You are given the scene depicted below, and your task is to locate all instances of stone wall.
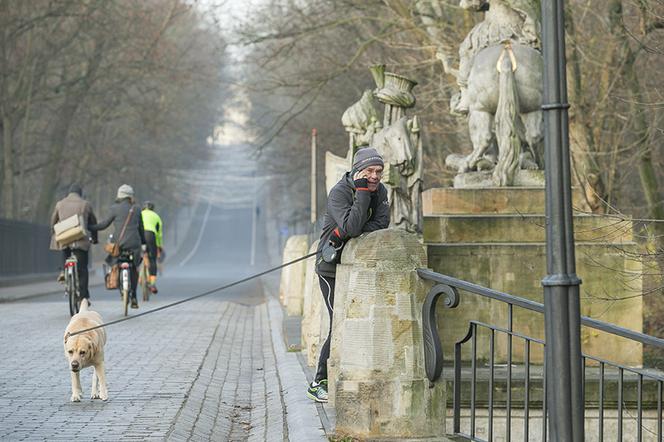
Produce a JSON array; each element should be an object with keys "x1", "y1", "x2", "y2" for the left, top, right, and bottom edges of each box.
[
  {"x1": 327, "y1": 228, "x2": 446, "y2": 439},
  {"x1": 424, "y1": 187, "x2": 643, "y2": 365}
]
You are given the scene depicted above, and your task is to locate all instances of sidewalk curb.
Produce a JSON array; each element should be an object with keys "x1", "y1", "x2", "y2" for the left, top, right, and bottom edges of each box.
[
  {"x1": 262, "y1": 279, "x2": 328, "y2": 442},
  {"x1": 0, "y1": 274, "x2": 105, "y2": 303}
]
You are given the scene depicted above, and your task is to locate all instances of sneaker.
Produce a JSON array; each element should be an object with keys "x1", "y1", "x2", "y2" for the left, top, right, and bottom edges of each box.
[
  {"x1": 306, "y1": 380, "x2": 328, "y2": 403},
  {"x1": 57, "y1": 272, "x2": 65, "y2": 284},
  {"x1": 130, "y1": 297, "x2": 139, "y2": 309}
]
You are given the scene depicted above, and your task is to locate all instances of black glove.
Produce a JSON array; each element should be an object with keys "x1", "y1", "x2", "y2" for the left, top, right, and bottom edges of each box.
[
  {"x1": 354, "y1": 177, "x2": 369, "y2": 189},
  {"x1": 329, "y1": 228, "x2": 343, "y2": 247}
]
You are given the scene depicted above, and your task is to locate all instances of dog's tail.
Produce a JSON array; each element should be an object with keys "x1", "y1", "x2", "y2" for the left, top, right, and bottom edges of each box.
[{"x1": 79, "y1": 298, "x2": 89, "y2": 312}]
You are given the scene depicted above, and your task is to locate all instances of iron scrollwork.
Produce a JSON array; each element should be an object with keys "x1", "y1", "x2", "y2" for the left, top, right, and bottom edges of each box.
[{"x1": 422, "y1": 283, "x2": 460, "y2": 383}]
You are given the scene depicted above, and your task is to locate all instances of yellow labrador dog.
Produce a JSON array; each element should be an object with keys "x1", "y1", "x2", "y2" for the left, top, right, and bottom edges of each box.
[{"x1": 63, "y1": 299, "x2": 108, "y2": 402}]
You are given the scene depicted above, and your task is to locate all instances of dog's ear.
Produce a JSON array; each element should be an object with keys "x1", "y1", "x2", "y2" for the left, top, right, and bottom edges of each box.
[
  {"x1": 64, "y1": 332, "x2": 70, "y2": 344},
  {"x1": 88, "y1": 336, "x2": 99, "y2": 357}
]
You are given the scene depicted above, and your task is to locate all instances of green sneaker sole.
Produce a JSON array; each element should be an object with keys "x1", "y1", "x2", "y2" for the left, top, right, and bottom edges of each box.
[{"x1": 306, "y1": 389, "x2": 328, "y2": 403}]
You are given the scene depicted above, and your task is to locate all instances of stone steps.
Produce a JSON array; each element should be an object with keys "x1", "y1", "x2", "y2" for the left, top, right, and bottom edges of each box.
[{"x1": 441, "y1": 365, "x2": 663, "y2": 408}]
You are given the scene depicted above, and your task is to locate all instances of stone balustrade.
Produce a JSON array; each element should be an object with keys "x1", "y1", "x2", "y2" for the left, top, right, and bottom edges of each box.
[
  {"x1": 278, "y1": 234, "x2": 309, "y2": 316},
  {"x1": 326, "y1": 228, "x2": 446, "y2": 439}
]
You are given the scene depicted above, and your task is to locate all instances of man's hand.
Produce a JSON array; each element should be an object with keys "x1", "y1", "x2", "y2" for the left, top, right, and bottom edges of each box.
[
  {"x1": 329, "y1": 227, "x2": 343, "y2": 248},
  {"x1": 353, "y1": 169, "x2": 369, "y2": 189}
]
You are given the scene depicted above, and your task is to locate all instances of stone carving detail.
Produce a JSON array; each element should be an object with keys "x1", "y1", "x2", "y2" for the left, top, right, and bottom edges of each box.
[
  {"x1": 444, "y1": 0, "x2": 544, "y2": 187},
  {"x1": 340, "y1": 66, "x2": 423, "y2": 233},
  {"x1": 341, "y1": 90, "x2": 382, "y2": 151}
]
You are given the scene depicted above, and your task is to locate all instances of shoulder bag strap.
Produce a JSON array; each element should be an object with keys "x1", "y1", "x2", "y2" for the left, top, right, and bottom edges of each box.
[{"x1": 116, "y1": 206, "x2": 135, "y2": 244}]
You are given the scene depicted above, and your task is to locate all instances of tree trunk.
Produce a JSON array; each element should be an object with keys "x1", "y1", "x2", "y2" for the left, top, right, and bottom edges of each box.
[
  {"x1": 566, "y1": 8, "x2": 607, "y2": 213},
  {"x1": 1, "y1": 113, "x2": 15, "y2": 218},
  {"x1": 33, "y1": 98, "x2": 80, "y2": 222},
  {"x1": 34, "y1": 39, "x2": 104, "y2": 222},
  {"x1": 612, "y1": 0, "x2": 664, "y2": 271}
]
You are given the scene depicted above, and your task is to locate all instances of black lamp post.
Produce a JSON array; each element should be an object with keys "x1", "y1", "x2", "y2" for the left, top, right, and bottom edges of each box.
[{"x1": 541, "y1": 0, "x2": 584, "y2": 440}]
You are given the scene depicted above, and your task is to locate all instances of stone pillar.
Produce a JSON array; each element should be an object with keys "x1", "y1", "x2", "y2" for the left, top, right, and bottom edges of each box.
[
  {"x1": 301, "y1": 240, "x2": 330, "y2": 366},
  {"x1": 278, "y1": 234, "x2": 309, "y2": 315},
  {"x1": 328, "y1": 228, "x2": 446, "y2": 439}
]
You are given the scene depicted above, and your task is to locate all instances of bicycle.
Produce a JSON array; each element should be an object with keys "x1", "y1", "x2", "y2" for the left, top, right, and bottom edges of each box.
[
  {"x1": 64, "y1": 254, "x2": 81, "y2": 317},
  {"x1": 117, "y1": 250, "x2": 135, "y2": 316}
]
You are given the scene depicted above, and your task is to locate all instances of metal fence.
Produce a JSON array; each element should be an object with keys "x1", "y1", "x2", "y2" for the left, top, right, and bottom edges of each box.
[
  {"x1": 419, "y1": 269, "x2": 664, "y2": 442},
  {"x1": 0, "y1": 218, "x2": 60, "y2": 277}
]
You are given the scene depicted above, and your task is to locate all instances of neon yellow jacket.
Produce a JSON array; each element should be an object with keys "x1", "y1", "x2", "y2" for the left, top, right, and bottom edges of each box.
[{"x1": 141, "y1": 209, "x2": 163, "y2": 247}]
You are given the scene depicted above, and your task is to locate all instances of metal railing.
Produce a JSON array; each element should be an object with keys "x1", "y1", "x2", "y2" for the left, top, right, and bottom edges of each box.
[
  {"x1": 419, "y1": 268, "x2": 664, "y2": 441},
  {"x1": 0, "y1": 218, "x2": 59, "y2": 278}
]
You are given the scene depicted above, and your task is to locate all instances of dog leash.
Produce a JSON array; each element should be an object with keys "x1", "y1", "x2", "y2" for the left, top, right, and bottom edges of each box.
[{"x1": 65, "y1": 250, "x2": 320, "y2": 340}]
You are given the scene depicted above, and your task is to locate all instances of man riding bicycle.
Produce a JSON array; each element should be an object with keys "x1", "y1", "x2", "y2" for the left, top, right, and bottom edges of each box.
[
  {"x1": 141, "y1": 201, "x2": 163, "y2": 294},
  {"x1": 90, "y1": 184, "x2": 146, "y2": 309},
  {"x1": 50, "y1": 184, "x2": 98, "y2": 304}
]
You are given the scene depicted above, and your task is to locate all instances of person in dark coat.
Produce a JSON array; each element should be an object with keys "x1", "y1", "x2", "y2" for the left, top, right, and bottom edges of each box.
[
  {"x1": 90, "y1": 184, "x2": 146, "y2": 308},
  {"x1": 50, "y1": 183, "x2": 98, "y2": 301},
  {"x1": 306, "y1": 147, "x2": 390, "y2": 403}
]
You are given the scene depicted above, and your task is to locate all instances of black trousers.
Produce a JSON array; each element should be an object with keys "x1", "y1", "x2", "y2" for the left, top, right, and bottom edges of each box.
[
  {"x1": 62, "y1": 248, "x2": 89, "y2": 299},
  {"x1": 144, "y1": 231, "x2": 158, "y2": 277},
  {"x1": 315, "y1": 275, "x2": 335, "y2": 382},
  {"x1": 128, "y1": 262, "x2": 139, "y2": 297}
]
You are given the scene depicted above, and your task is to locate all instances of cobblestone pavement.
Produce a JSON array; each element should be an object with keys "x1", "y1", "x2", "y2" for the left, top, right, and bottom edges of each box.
[{"x1": 0, "y1": 204, "x2": 325, "y2": 441}]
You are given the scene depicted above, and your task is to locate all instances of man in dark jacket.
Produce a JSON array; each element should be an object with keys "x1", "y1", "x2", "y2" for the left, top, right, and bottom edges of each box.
[
  {"x1": 307, "y1": 147, "x2": 390, "y2": 403},
  {"x1": 90, "y1": 184, "x2": 146, "y2": 308},
  {"x1": 50, "y1": 184, "x2": 98, "y2": 302}
]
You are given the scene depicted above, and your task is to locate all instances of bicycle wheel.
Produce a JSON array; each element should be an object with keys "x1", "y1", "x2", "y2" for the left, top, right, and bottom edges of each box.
[
  {"x1": 67, "y1": 267, "x2": 79, "y2": 317},
  {"x1": 121, "y1": 267, "x2": 129, "y2": 316},
  {"x1": 122, "y1": 288, "x2": 129, "y2": 316}
]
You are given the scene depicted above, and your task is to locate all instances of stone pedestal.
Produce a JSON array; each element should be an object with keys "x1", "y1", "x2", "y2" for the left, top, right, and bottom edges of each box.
[
  {"x1": 423, "y1": 187, "x2": 643, "y2": 365},
  {"x1": 278, "y1": 234, "x2": 309, "y2": 315},
  {"x1": 301, "y1": 240, "x2": 329, "y2": 366},
  {"x1": 328, "y1": 229, "x2": 446, "y2": 439}
]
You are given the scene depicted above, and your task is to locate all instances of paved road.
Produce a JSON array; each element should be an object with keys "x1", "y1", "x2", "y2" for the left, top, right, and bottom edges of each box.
[{"x1": 0, "y1": 204, "x2": 325, "y2": 441}]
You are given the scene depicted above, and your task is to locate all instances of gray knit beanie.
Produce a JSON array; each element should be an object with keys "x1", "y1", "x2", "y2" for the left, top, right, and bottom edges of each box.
[
  {"x1": 352, "y1": 147, "x2": 384, "y2": 173},
  {"x1": 117, "y1": 184, "x2": 134, "y2": 200}
]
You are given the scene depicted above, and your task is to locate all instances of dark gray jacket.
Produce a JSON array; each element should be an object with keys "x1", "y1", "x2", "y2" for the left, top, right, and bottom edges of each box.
[
  {"x1": 315, "y1": 172, "x2": 390, "y2": 277},
  {"x1": 91, "y1": 198, "x2": 146, "y2": 253}
]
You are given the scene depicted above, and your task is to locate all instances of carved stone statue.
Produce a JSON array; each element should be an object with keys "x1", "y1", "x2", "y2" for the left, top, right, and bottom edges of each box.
[
  {"x1": 369, "y1": 65, "x2": 423, "y2": 233},
  {"x1": 453, "y1": 0, "x2": 540, "y2": 115},
  {"x1": 371, "y1": 116, "x2": 423, "y2": 232},
  {"x1": 444, "y1": 0, "x2": 544, "y2": 187},
  {"x1": 337, "y1": 67, "x2": 423, "y2": 232},
  {"x1": 341, "y1": 90, "x2": 382, "y2": 152}
]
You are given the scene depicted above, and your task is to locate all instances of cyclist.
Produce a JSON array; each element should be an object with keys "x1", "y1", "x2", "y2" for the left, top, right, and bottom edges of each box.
[
  {"x1": 50, "y1": 183, "x2": 98, "y2": 304},
  {"x1": 90, "y1": 184, "x2": 146, "y2": 309},
  {"x1": 141, "y1": 201, "x2": 163, "y2": 294}
]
